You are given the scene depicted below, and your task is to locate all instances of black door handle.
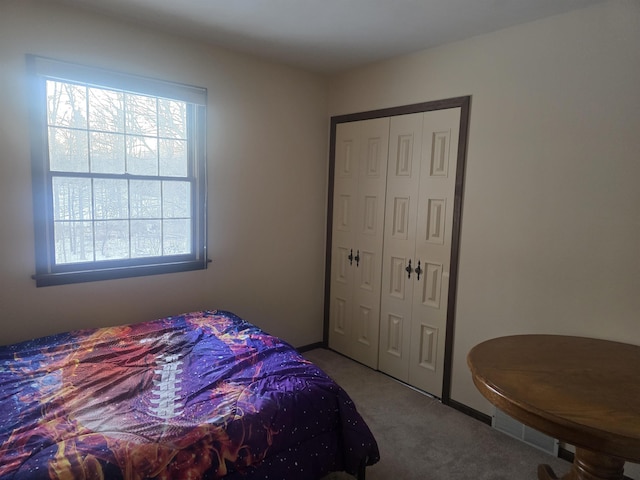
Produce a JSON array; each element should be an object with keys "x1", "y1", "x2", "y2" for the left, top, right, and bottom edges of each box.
[
  {"x1": 348, "y1": 249, "x2": 353, "y2": 265},
  {"x1": 415, "y1": 260, "x2": 422, "y2": 281},
  {"x1": 405, "y1": 259, "x2": 412, "y2": 279},
  {"x1": 355, "y1": 250, "x2": 360, "y2": 267}
]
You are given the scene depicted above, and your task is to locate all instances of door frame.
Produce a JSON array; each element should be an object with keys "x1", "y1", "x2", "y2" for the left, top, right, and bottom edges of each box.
[{"x1": 323, "y1": 96, "x2": 471, "y2": 405}]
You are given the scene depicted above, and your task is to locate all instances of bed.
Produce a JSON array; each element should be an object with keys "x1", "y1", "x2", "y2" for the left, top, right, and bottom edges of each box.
[{"x1": 0, "y1": 310, "x2": 379, "y2": 479}]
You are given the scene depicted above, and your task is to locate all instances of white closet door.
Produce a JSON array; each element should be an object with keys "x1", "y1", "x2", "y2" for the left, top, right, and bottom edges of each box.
[
  {"x1": 379, "y1": 108, "x2": 460, "y2": 398},
  {"x1": 329, "y1": 121, "x2": 361, "y2": 357},
  {"x1": 408, "y1": 107, "x2": 460, "y2": 395},
  {"x1": 329, "y1": 118, "x2": 389, "y2": 368},
  {"x1": 378, "y1": 112, "x2": 424, "y2": 381}
]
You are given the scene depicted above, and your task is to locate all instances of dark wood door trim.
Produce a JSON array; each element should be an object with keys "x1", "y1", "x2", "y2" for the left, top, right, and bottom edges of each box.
[{"x1": 323, "y1": 96, "x2": 472, "y2": 405}]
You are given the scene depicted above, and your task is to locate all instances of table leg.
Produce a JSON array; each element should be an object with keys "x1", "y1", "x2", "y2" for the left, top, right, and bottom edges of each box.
[{"x1": 537, "y1": 448, "x2": 626, "y2": 480}]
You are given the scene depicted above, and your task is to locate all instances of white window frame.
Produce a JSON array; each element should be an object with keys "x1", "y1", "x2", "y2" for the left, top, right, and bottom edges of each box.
[{"x1": 27, "y1": 55, "x2": 208, "y2": 287}]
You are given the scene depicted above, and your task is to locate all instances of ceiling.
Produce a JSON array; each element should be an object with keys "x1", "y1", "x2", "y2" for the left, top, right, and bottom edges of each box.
[{"x1": 52, "y1": 0, "x2": 606, "y2": 73}]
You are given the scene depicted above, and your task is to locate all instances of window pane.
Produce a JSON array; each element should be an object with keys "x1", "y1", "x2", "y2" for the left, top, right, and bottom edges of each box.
[
  {"x1": 95, "y1": 220, "x2": 130, "y2": 261},
  {"x1": 88, "y1": 88, "x2": 124, "y2": 132},
  {"x1": 126, "y1": 135, "x2": 158, "y2": 175},
  {"x1": 163, "y1": 181, "x2": 191, "y2": 218},
  {"x1": 49, "y1": 127, "x2": 89, "y2": 172},
  {"x1": 52, "y1": 177, "x2": 92, "y2": 221},
  {"x1": 163, "y1": 219, "x2": 191, "y2": 255},
  {"x1": 159, "y1": 138, "x2": 188, "y2": 177},
  {"x1": 94, "y1": 178, "x2": 129, "y2": 220},
  {"x1": 131, "y1": 220, "x2": 161, "y2": 258},
  {"x1": 90, "y1": 132, "x2": 125, "y2": 174},
  {"x1": 158, "y1": 98, "x2": 186, "y2": 139},
  {"x1": 130, "y1": 180, "x2": 161, "y2": 219},
  {"x1": 126, "y1": 93, "x2": 157, "y2": 136},
  {"x1": 47, "y1": 81, "x2": 87, "y2": 129},
  {"x1": 54, "y1": 221, "x2": 94, "y2": 264}
]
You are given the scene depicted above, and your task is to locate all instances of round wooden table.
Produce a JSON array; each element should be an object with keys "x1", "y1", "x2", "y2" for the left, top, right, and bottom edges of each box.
[{"x1": 467, "y1": 335, "x2": 640, "y2": 480}]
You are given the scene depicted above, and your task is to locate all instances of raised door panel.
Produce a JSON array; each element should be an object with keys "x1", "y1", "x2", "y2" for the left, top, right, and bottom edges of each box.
[{"x1": 378, "y1": 112, "x2": 423, "y2": 381}]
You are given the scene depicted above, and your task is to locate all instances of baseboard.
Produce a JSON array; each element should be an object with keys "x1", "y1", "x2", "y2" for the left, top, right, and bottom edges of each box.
[
  {"x1": 296, "y1": 341, "x2": 326, "y2": 353},
  {"x1": 447, "y1": 398, "x2": 492, "y2": 425}
]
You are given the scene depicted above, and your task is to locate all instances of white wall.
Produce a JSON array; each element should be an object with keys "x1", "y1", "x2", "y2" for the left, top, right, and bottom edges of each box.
[
  {"x1": 0, "y1": 0, "x2": 329, "y2": 348},
  {"x1": 328, "y1": 0, "x2": 640, "y2": 414}
]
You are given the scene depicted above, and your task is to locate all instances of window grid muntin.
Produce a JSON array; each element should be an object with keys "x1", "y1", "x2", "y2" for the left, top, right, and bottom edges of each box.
[
  {"x1": 44, "y1": 79, "x2": 196, "y2": 268},
  {"x1": 46, "y1": 82, "x2": 189, "y2": 176},
  {"x1": 48, "y1": 174, "x2": 195, "y2": 266}
]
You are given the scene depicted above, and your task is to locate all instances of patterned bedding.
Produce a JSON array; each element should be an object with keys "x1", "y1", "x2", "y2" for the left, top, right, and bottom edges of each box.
[{"x1": 0, "y1": 310, "x2": 379, "y2": 479}]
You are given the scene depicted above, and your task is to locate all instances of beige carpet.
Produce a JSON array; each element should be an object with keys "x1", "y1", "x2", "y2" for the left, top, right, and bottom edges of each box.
[{"x1": 306, "y1": 348, "x2": 570, "y2": 480}]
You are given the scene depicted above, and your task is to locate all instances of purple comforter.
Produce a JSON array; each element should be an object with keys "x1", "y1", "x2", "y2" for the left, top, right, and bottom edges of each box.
[{"x1": 0, "y1": 310, "x2": 379, "y2": 479}]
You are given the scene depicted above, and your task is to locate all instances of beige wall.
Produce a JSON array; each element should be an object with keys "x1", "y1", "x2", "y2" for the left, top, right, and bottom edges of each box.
[
  {"x1": 328, "y1": 0, "x2": 640, "y2": 415},
  {"x1": 0, "y1": 0, "x2": 329, "y2": 347},
  {"x1": 3, "y1": 0, "x2": 639, "y2": 432},
  {"x1": 2, "y1": 0, "x2": 640, "y2": 475}
]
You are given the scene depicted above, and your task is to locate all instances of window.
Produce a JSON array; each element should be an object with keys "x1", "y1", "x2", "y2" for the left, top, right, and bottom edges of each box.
[{"x1": 27, "y1": 56, "x2": 208, "y2": 287}]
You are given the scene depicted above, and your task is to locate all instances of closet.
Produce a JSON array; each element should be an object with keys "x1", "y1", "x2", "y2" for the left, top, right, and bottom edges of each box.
[{"x1": 326, "y1": 98, "x2": 468, "y2": 400}]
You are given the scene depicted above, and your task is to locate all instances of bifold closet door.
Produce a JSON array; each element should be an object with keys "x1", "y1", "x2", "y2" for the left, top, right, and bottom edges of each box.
[
  {"x1": 379, "y1": 107, "x2": 460, "y2": 398},
  {"x1": 328, "y1": 117, "x2": 389, "y2": 369}
]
